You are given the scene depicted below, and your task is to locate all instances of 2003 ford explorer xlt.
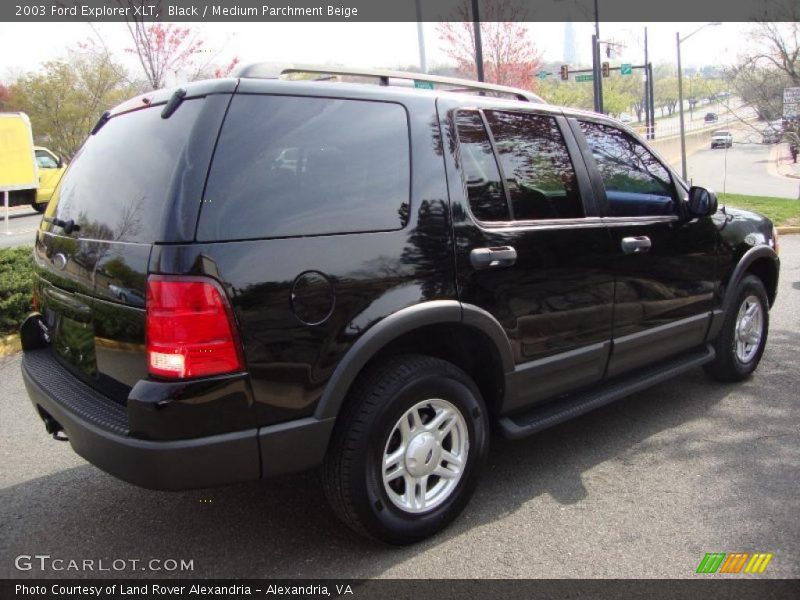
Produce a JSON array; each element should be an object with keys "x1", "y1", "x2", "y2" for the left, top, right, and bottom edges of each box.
[{"x1": 20, "y1": 65, "x2": 779, "y2": 544}]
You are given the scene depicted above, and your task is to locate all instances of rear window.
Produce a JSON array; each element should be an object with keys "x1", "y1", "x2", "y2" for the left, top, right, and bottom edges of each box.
[
  {"x1": 48, "y1": 100, "x2": 204, "y2": 243},
  {"x1": 197, "y1": 95, "x2": 410, "y2": 241}
]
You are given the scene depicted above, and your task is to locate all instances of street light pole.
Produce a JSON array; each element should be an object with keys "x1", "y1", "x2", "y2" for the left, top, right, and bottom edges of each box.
[
  {"x1": 677, "y1": 22, "x2": 722, "y2": 182},
  {"x1": 677, "y1": 31, "x2": 687, "y2": 180}
]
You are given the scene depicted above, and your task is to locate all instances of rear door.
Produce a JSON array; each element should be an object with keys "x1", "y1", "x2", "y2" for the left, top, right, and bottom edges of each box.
[
  {"x1": 569, "y1": 118, "x2": 718, "y2": 377},
  {"x1": 440, "y1": 100, "x2": 616, "y2": 414},
  {"x1": 34, "y1": 93, "x2": 228, "y2": 402}
]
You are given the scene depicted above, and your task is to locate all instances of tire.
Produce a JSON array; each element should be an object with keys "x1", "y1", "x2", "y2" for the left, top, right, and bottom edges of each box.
[
  {"x1": 705, "y1": 274, "x2": 769, "y2": 382},
  {"x1": 323, "y1": 354, "x2": 489, "y2": 545},
  {"x1": 31, "y1": 202, "x2": 45, "y2": 213}
]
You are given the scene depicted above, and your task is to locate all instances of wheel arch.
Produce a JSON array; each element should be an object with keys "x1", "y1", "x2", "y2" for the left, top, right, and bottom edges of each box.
[
  {"x1": 314, "y1": 301, "x2": 514, "y2": 422},
  {"x1": 723, "y1": 245, "x2": 779, "y2": 313}
]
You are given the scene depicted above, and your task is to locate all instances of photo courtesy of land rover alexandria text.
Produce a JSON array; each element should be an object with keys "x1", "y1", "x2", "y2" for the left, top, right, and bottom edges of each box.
[{"x1": 20, "y1": 65, "x2": 780, "y2": 544}]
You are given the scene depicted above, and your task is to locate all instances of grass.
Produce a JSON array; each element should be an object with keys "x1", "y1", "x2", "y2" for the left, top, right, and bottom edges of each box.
[{"x1": 719, "y1": 193, "x2": 800, "y2": 227}]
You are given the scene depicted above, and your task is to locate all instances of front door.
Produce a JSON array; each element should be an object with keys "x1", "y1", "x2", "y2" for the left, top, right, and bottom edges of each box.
[
  {"x1": 570, "y1": 118, "x2": 718, "y2": 377},
  {"x1": 440, "y1": 100, "x2": 616, "y2": 414}
]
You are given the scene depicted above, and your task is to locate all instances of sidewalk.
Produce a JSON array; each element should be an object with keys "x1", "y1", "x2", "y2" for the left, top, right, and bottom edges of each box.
[{"x1": 775, "y1": 143, "x2": 800, "y2": 179}]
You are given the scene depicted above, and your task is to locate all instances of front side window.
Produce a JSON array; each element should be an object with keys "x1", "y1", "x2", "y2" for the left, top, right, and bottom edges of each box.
[
  {"x1": 578, "y1": 121, "x2": 676, "y2": 217},
  {"x1": 35, "y1": 150, "x2": 58, "y2": 169},
  {"x1": 485, "y1": 111, "x2": 583, "y2": 221}
]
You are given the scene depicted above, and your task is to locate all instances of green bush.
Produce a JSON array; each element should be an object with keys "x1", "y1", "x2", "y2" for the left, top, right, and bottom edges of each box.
[{"x1": 0, "y1": 247, "x2": 34, "y2": 334}]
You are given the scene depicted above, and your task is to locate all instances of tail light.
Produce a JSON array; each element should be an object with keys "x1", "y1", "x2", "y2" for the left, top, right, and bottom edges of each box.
[{"x1": 146, "y1": 275, "x2": 244, "y2": 379}]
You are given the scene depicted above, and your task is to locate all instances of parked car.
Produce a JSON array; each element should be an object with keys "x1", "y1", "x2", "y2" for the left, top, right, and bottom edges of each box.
[
  {"x1": 619, "y1": 112, "x2": 633, "y2": 123},
  {"x1": 704, "y1": 112, "x2": 718, "y2": 123},
  {"x1": 711, "y1": 130, "x2": 733, "y2": 148},
  {"x1": 20, "y1": 66, "x2": 780, "y2": 545}
]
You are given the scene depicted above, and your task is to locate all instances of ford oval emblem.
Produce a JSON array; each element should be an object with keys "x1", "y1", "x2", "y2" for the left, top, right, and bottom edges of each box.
[{"x1": 53, "y1": 253, "x2": 68, "y2": 271}]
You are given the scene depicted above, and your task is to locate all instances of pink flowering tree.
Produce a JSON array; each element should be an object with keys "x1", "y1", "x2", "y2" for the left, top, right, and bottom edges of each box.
[{"x1": 438, "y1": 0, "x2": 542, "y2": 91}]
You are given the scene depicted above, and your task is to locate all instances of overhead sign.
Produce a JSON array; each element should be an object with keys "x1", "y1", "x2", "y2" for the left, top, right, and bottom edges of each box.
[
  {"x1": 0, "y1": 112, "x2": 38, "y2": 192},
  {"x1": 414, "y1": 80, "x2": 434, "y2": 90},
  {"x1": 620, "y1": 64, "x2": 633, "y2": 76},
  {"x1": 784, "y1": 87, "x2": 800, "y2": 119},
  {"x1": 575, "y1": 74, "x2": 594, "y2": 82}
]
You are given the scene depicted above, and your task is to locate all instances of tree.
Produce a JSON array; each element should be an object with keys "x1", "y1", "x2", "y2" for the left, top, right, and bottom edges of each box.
[
  {"x1": 727, "y1": 21, "x2": 799, "y2": 120},
  {"x1": 537, "y1": 79, "x2": 593, "y2": 110},
  {"x1": 8, "y1": 46, "x2": 133, "y2": 159},
  {"x1": 654, "y1": 77, "x2": 679, "y2": 116},
  {"x1": 437, "y1": 1, "x2": 542, "y2": 90},
  {"x1": 120, "y1": 1, "x2": 238, "y2": 89},
  {"x1": 0, "y1": 84, "x2": 11, "y2": 111}
]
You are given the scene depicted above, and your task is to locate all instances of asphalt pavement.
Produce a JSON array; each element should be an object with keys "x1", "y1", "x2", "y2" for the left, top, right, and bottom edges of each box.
[
  {"x1": 685, "y1": 132, "x2": 800, "y2": 200},
  {"x1": 0, "y1": 208, "x2": 40, "y2": 249},
  {"x1": 1, "y1": 239, "x2": 798, "y2": 579}
]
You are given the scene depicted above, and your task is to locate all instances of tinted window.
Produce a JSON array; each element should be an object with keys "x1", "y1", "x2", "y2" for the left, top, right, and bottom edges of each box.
[
  {"x1": 579, "y1": 121, "x2": 675, "y2": 217},
  {"x1": 35, "y1": 150, "x2": 57, "y2": 169},
  {"x1": 198, "y1": 95, "x2": 410, "y2": 241},
  {"x1": 486, "y1": 111, "x2": 583, "y2": 220},
  {"x1": 454, "y1": 111, "x2": 509, "y2": 222},
  {"x1": 49, "y1": 100, "x2": 204, "y2": 243}
]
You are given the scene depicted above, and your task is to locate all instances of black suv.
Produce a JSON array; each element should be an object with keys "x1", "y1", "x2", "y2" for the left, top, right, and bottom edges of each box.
[{"x1": 20, "y1": 66, "x2": 780, "y2": 544}]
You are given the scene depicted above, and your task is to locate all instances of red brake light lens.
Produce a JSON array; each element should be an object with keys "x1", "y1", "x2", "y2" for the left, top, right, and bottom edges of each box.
[{"x1": 146, "y1": 276, "x2": 244, "y2": 379}]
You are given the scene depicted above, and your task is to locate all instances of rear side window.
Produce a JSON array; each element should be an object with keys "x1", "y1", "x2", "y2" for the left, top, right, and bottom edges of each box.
[
  {"x1": 454, "y1": 111, "x2": 510, "y2": 222},
  {"x1": 49, "y1": 100, "x2": 204, "y2": 243},
  {"x1": 197, "y1": 95, "x2": 410, "y2": 241},
  {"x1": 578, "y1": 121, "x2": 675, "y2": 217},
  {"x1": 485, "y1": 111, "x2": 582, "y2": 220}
]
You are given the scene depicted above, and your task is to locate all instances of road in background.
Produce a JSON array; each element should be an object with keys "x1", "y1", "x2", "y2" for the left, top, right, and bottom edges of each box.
[
  {"x1": 685, "y1": 134, "x2": 800, "y2": 199},
  {"x1": 0, "y1": 210, "x2": 39, "y2": 249},
  {"x1": 1, "y1": 239, "x2": 798, "y2": 579}
]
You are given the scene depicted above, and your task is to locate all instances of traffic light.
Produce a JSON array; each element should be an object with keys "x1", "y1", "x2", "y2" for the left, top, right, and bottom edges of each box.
[
  {"x1": 560, "y1": 65, "x2": 569, "y2": 81},
  {"x1": 602, "y1": 62, "x2": 610, "y2": 77}
]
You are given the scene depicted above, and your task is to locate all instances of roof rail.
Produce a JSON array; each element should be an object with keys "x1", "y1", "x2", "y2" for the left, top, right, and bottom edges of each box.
[{"x1": 235, "y1": 63, "x2": 545, "y2": 104}]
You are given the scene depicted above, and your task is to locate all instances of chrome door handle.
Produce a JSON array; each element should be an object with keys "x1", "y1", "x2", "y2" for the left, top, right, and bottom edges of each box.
[
  {"x1": 621, "y1": 236, "x2": 652, "y2": 255},
  {"x1": 470, "y1": 246, "x2": 517, "y2": 269}
]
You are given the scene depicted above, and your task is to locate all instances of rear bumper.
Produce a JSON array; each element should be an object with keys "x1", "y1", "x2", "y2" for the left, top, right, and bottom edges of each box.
[{"x1": 21, "y1": 349, "x2": 335, "y2": 490}]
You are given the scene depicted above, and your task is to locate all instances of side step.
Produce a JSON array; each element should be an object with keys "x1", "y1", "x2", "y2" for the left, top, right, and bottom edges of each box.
[{"x1": 498, "y1": 344, "x2": 715, "y2": 440}]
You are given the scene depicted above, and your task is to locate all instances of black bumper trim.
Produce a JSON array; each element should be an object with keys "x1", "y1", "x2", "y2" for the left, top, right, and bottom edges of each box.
[{"x1": 21, "y1": 351, "x2": 334, "y2": 490}]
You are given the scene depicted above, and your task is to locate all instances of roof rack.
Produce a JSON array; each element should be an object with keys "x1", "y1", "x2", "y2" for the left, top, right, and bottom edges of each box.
[{"x1": 235, "y1": 63, "x2": 545, "y2": 104}]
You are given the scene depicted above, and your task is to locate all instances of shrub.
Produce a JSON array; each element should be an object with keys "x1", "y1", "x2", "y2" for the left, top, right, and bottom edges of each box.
[{"x1": 0, "y1": 246, "x2": 34, "y2": 334}]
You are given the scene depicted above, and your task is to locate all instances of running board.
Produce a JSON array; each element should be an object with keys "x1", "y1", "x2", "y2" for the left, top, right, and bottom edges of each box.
[{"x1": 498, "y1": 345, "x2": 715, "y2": 440}]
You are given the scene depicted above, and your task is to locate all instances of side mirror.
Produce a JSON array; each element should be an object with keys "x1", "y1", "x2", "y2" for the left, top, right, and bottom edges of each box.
[{"x1": 687, "y1": 186, "x2": 718, "y2": 218}]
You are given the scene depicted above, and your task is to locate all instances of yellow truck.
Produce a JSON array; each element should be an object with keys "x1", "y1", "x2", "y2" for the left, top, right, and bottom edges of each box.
[{"x1": 0, "y1": 112, "x2": 66, "y2": 213}]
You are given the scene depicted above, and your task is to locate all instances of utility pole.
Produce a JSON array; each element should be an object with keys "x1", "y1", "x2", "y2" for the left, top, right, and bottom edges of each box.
[
  {"x1": 644, "y1": 27, "x2": 651, "y2": 139},
  {"x1": 592, "y1": 0, "x2": 603, "y2": 113},
  {"x1": 415, "y1": 0, "x2": 427, "y2": 73},
  {"x1": 471, "y1": 0, "x2": 484, "y2": 82}
]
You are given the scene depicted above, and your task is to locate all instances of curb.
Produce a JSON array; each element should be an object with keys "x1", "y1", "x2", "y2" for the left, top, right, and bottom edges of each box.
[{"x1": 776, "y1": 226, "x2": 800, "y2": 235}]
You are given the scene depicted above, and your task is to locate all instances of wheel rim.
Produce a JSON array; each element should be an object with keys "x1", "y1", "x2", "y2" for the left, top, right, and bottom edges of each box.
[
  {"x1": 734, "y1": 295, "x2": 764, "y2": 363},
  {"x1": 381, "y1": 398, "x2": 469, "y2": 514}
]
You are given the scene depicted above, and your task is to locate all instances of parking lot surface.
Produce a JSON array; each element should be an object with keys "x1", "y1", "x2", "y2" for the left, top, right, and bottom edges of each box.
[{"x1": 1, "y1": 238, "x2": 798, "y2": 579}]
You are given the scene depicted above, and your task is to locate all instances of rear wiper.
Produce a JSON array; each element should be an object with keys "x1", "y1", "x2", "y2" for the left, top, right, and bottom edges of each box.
[{"x1": 43, "y1": 216, "x2": 81, "y2": 235}]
